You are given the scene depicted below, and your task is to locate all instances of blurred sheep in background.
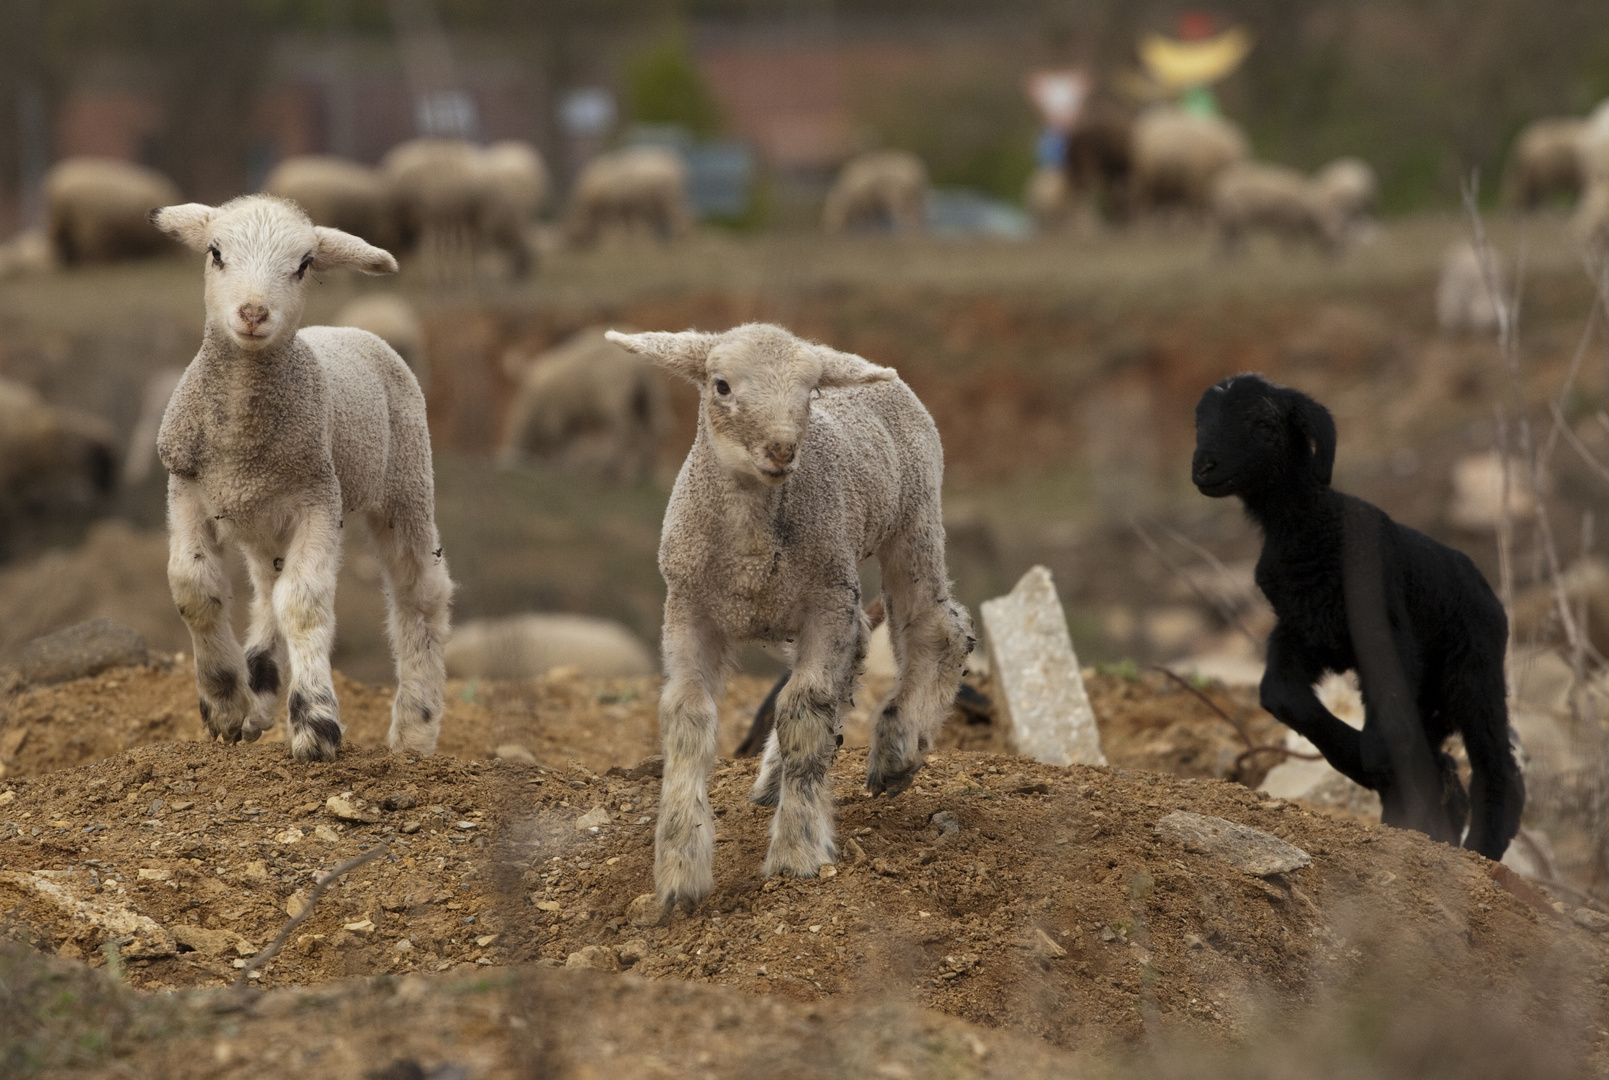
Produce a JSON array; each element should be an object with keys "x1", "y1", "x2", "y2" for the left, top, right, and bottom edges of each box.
[
  {"x1": 45, "y1": 158, "x2": 181, "y2": 265},
  {"x1": 822, "y1": 150, "x2": 928, "y2": 235},
  {"x1": 564, "y1": 146, "x2": 692, "y2": 246}
]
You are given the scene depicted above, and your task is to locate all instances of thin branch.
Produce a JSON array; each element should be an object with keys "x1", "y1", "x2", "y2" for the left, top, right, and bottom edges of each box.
[
  {"x1": 1151, "y1": 664, "x2": 1320, "y2": 763},
  {"x1": 233, "y1": 845, "x2": 388, "y2": 989},
  {"x1": 1129, "y1": 519, "x2": 1265, "y2": 649}
]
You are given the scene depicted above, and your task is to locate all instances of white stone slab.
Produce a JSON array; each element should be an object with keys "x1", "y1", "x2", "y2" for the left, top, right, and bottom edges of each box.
[{"x1": 980, "y1": 565, "x2": 1107, "y2": 767}]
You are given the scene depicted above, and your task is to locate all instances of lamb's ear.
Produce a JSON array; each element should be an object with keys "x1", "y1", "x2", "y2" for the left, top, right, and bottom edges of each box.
[
  {"x1": 606, "y1": 330, "x2": 718, "y2": 383},
  {"x1": 1286, "y1": 391, "x2": 1337, "y2": 486},
  {"x1": 312, "y1": 226, "x2": 397, "y2": 275},
  {"x1": 813, "y1": 346, "x2": 898, "y2": 388},
  {"x1": 149, "y1": 204, "x2": 217, "y2": 252}
]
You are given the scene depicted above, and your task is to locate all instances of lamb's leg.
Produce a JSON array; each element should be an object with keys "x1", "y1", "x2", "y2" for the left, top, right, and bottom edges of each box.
[
  {"x1": 239, "y1": 543, "x2": 288, "y2": 742},
  {"x1": 273, "y1": 501, "x2": 345, "y2": 763},
  {"x1": 759, "y1": 596, "x2": 865, "y2": 878},
  {"x1": 867, "y1": 533, "x2": 974, "y2": 795},
  {"x1": 654, "y1": 607, "x2": 730, "y2": 910},
  {"x1": 367, "y1": 510, "x2": 454, "y2": 755},
  {"x1": 167, "y1": 476, "x2": 253, "y2": 742},
  {"x1": 1260, "y1": 631, "x2": 1367, "y2": 785},
  {"x1": 1449, "y1": 644, "x2": 1525, "y2": 860}
]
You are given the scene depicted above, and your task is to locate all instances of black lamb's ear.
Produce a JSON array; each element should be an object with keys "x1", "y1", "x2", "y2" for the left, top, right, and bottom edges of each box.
[{"x1": 1287, "y1": 391, "x2": 1336, "y2": 486}]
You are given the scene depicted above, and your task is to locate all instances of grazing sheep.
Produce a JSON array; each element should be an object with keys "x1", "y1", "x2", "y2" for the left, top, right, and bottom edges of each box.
[
  {"x1": 1313, "y1": 157, "x2": 1377, "y2": 235},
  {"x1": 334, "y1": 294, "x2": 428, "y2": 385},
  {"x1": 1130, "y1": 107, "x2": 1248, "y2": 217},
  {"x1": 565, "y1": 147, "x2": 692, "y2": 246},
  {"x1": 499, "y1": 326, "x2": 668, "y2": 483},
  {"x1": 263, "y1": 155, "x2": 394, "y2": 247},
  {"x1": 1210, "y1": 161, "x2": 1345, "y2": 255},
  {"x1": 1436, "y1": 241, "x2": 1504, "y2": 336},
  {"x1": 1192, "y1": 373, "x2": 1523, "y2": 859},
  {"x1": 45, "y1": 158, "x2": 181, "y2": 265},
  {"x1": 382, "y1": 138, "x2": 541, "y2": 277},
  {"x1": 607, "y1": 323, "x2": 974, "y2": 910},
  {"x1": 1502, "y1": 118, "x2": 1586, "y2": 209},
  {"x1": 0, "y1": 376, "x2": 117, "y2": 514},
  {"x1": 1025, "y1": 166, "x2": 1073, "y2": 230},
  {"x1": 445, "y1": 613, "x2": 656, "y2": 680},
  {"x1": 822, "y1": 150, "x2": 928, "y2": 235},
  {"x1": 0, "y1": 227, "x2": 55, "y2": 277},
  {"x1": 150, "y1": 194, "x2": 453, "y2": 762}
]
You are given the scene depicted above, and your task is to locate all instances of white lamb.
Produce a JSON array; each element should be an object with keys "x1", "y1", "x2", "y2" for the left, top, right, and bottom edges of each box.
[
  {"x1": 150, "y1": 195, "x2": 453, "y2": 762},
  {"x1": 607, "y1": 324, "x2": 974, "y2": 911}
]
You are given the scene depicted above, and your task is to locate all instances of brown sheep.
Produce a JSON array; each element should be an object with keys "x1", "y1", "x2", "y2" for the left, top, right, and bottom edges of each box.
[
  {"x1": 1502, "y1": 118, "x2": 1586, "y2": 209},
  {"x1": 564, "y1": 147, "x2": 692, "y2": 246},
  {"x1": 1130, "y1": 108, "x2": 1249, "y2": 217},
  {"x1": 822, "y1": 150, "x2": 927, "y2": 234},
  {"x1": 263, "y1": 155, "x2": 394, "y2": 247}
]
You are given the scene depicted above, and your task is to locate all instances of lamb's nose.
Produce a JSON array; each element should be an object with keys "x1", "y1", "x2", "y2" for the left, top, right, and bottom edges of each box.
[
  {"x1": 238, "y1": 304, "x2": 268, "y2": 329},
  {"x1": 765, "y1": 442, "x2": 796, "y2": 468}
]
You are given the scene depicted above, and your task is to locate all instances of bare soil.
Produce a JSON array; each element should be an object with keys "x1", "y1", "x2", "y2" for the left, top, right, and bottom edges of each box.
[{"x1": 0, "y1": 664, "x2": 1604, "y2": 1077}]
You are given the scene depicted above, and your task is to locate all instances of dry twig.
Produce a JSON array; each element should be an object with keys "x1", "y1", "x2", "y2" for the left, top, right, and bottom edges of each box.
[{"x1": 233, "y1": 844, "x2": 388, "y2": 990}]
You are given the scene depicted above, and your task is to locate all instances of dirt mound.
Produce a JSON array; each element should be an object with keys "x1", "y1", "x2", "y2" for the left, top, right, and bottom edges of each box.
[
  {"x1": 0, "y1": 662, "x2": 1268, "y2": 787},
  {"x1": 1, "y1": 736, "x2": 1604, "y2": 1064}
]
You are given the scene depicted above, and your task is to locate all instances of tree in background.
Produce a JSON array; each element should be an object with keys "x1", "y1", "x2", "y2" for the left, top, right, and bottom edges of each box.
[{"x1": 623, "y1": 25, "x2": 722, "y2": 137}]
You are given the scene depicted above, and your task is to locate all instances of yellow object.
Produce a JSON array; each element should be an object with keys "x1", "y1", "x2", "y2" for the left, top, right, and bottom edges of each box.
[{"x1": 1139, "y1": 27, "x2": 1253, "y2": 90}]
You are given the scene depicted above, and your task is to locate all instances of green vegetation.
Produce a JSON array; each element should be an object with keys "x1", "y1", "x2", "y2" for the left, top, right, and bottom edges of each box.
[{"x1": 623, "y1": 26, "x2": 723, "y2": 138}]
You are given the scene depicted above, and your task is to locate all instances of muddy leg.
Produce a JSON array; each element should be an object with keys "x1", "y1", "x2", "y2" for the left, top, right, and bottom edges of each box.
[{"x1": 167, "y1": 476, "x2": 252, "y2": 741}]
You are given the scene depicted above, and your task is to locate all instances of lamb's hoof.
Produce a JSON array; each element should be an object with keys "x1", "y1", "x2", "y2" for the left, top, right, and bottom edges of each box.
[
  {"x1": 386, "y1": 713, "x2": 441, "y2": 756},
  {"x1": 289, "y1": 722, "x2": 342, "y2": 763},
  {"x1": 866, "y1": 763, "x2": 921, "y2": 797},
  {"x1": 762, "y1": 842, "x2": 839, "y2": 880},
  {"x1": 198, "y1": 695, "x2": 250, "y2": 744},
  {"x1": 653, "y1": 863, "x2": 713, "y2": 914}
]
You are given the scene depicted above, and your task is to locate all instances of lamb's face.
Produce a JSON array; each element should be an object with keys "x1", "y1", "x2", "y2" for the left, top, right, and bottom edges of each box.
[
  {"x1": 1193, "y1": 373, "x2": 1336, "y2": 498},
  {"x1": 603, "y1": 324, "x2": 899, "y2": 489},
  {"x1": 198, "y1": 200, "x2": 320, "y2": 352},
  {"x1": 703, "y1": 331, "x2": 820, "y2": 487},
  {"x1": 151, "y1": 195, "x2": 397, "y2": 353}
]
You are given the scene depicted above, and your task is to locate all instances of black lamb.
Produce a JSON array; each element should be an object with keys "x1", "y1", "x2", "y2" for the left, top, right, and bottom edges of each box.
[{"x1": 1192, "y1": 373, "x2": 1523, "y2": 859}]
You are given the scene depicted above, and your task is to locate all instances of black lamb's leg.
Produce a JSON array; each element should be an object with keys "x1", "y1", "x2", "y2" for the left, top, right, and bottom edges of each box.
[
  {"x1": 736, "y1": 671, "x2": 789, "y2": 758},
  {"x1": 1260, "y1": 631, "x2": 1366, "y2": 784}
]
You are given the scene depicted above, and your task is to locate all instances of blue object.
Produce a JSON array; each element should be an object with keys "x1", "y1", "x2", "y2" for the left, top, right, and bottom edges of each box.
[
  {"x1": 925, "y1": 188, "x2": 1033, "y2": 240},
  {"x1": 1036, "y1": 130, "x2": 1069, "y2": 168},
  {"x1": 623, "y1": 125, "x2": 754, "y2": 218}
]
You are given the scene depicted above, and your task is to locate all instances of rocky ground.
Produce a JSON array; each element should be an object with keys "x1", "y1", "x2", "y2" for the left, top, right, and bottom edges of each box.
[{"x1": 0, "y1": 660, "x2": 1605, "y2": 1078}]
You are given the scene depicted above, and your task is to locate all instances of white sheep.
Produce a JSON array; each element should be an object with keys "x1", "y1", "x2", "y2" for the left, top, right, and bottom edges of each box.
[
  {"x1": 263, "y1": 155, "x2": 394, "y2": 247},
  {"x1": 607, "y1": 323, "x2": 974, "y2": 911},
  {"x1": 565, "y1": 147, "x2": 692, "y2": 246},
  {"x1": 1502, "y1": 117, "x2": 1586, "y2": 209},
  {"x1": 1436, "y1": 241, "x2": 1504, "y2": 336},
  {"x1": 46, "y1": 158, "x2": 181, "y2": 264},
  {"x1": 1130, "y1": 107, "x2": 1249, "y2": 216},
  {"x1": 1312, "y1": 156, "x2": 1377, "y2": 235},
  {"x1": 445, "y1": 613, "x2": 656, "y2": 680},
  {"x1": 500, "y1": 326, "x2": 669, "y2": 483},
  {"x1": 822, "y1": 150, "x2": 928, "y2": 234},
  {"x1": 382, "y1": 138, "x2": 543, "y2": 277},
  {"x1": 1210, "y1": 161, "x2": 1345, "y2": 254},
  {"x1": 150, "y1": 194, "x2": 453, "y2": 762}
]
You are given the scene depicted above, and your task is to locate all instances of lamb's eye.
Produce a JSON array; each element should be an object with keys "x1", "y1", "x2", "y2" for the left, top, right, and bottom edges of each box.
[
  {"x1": 208, "y1": 245, "x2": 223, "y2": 269},
  {"x1": 714, "y1": 379, "x2": 731, "y2": 396},
  {"x1": 294, "y1": 253, "x2": 313, "y2": 280}
]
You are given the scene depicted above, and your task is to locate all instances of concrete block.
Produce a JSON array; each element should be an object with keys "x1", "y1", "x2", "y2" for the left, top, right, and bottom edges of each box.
[{"x1": 980, "y1": 565, "x2": 1106, "y2": 767}]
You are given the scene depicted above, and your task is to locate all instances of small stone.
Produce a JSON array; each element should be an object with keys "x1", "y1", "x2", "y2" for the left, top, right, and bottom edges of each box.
[
  {"x1": 535, "y1": 901, "x2": 562, "y2": 912},
  {"x1": 626, "y1": 893, "x2": 665, "y2": 927},
  {"x1": 1000, "y1": 774, "x2": 1051, "y2": 795},
  {"x1": 565, "y1": 945, "x2": 620, "y2": 972},
  {"x1": 137, "y1": 868, "x2": 170, "y2": 882},
  {"x1": 172, "y1": 925, "x2": 250, "y2": 957},
  {"x1": 394, "y1": 939, "x2": 414, "y2": 952},
  {"x1": 274, "y1": 827, "x2": 304, "y2": 845},
  {"x1": 343, "y1": 919, "x2": 376, "y2": 934},
  {"x1": 979, "y1": 567, "x2": 1107, "y2": 767},
  {"x1": 285, "y1": 889, "x2": 312, "y2": 918},
  {"x1": 626, "y1": 756, "x2": 664, "y2": 781},
  {"x1": 930, "y1": 810, "x2": 961, "y2": 836},
  {"x1": 1032, "y1": 927, "x2": 1066, "y2": 959},
  {"x1": 1183, "y1": 933, "x2": 1206, "y2": 950},
  {"x1": 454, "y1": 821, "x2": 478, "y2": 830},
  {"x1": 1573, "y1": 909, "x2": 1609, "y2": 933},
  {"x1": 819, "y1": 864, "x2": 838, "y2": 879},
  {"x1": 400, "y1": 821, "x2": 421, "y2": 835},
  {"x1": 1155, "y1": 810, "x2": 1311, "y2": 876},
  {"x1": 1098, "y1": 925, "x2": 1118, "y2": 942},
  {"x1": 871, "y1": 858, "x2": 899, "y2": 877},
  {"x1": 495, "y1": 744, "x2": 537, "y2": 764},
  {"x1": 170, "y1": 801, "x2": 194, "y2": 812},
  {"x1": 325, "y1": 795, "x2": 380, "y2": 824},
  {"x1": 475, "y1": 934, "x2": 499, "y2": 947},
  {"x1": 575, "y1": 806, "x2": 609, "y2": 830},
  {"x1": 0, "y1": 791, "x2": 13, "y2": 806},
  {"x1": 7, "y1": 618, "x2": 147, "y2": 687},
  {"x1": 616, "y1": 938, "x2": 650, "y2": 966},
  {"x1": 240, "y1": 860, "x2": 269, "y2": 882},
  {"x1": 312, "y1": 824, "x2": 340, "y2": 844},
  {"x1": 382, "y1": 792, "x2": 418, "y2": 812}
]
